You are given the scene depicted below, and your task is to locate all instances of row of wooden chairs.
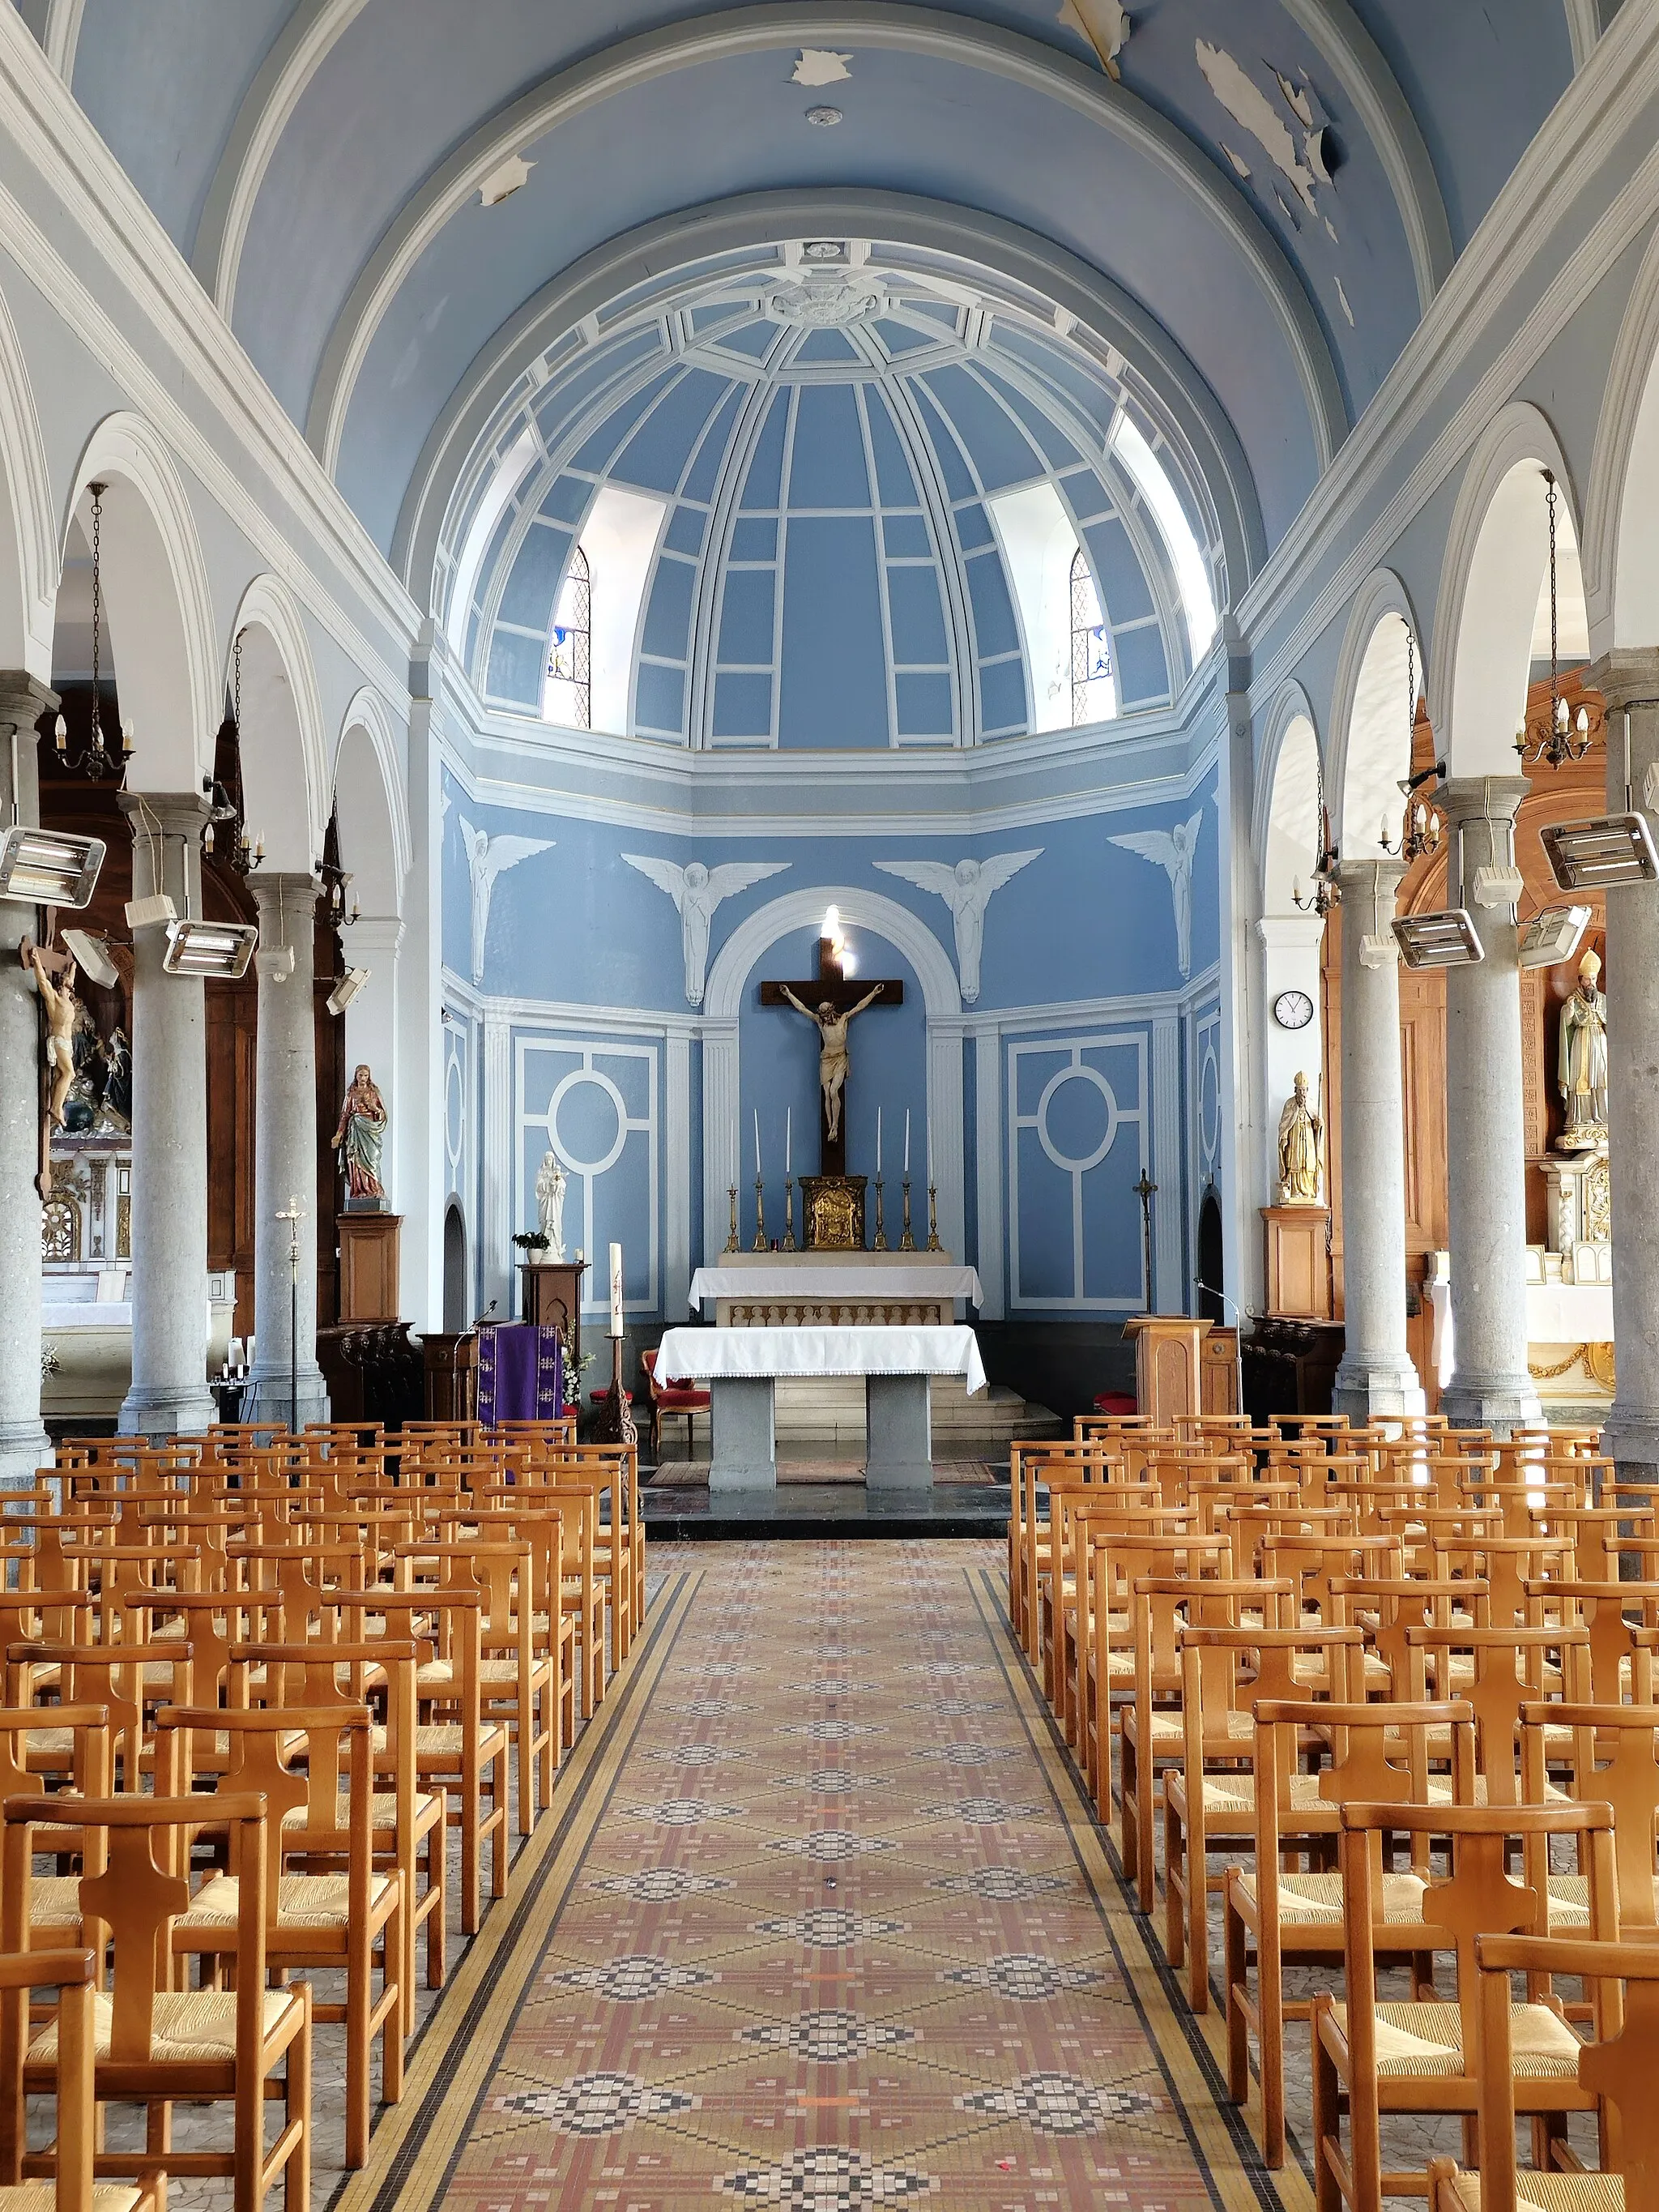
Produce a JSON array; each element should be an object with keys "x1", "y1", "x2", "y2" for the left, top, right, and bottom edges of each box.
[
  {"x1": 1009, "y1": 1411, "x2": 1655, "y2": 2209},
  {"x1": 0, "y1": 1416, "x2": 649, "y2": 2212}
]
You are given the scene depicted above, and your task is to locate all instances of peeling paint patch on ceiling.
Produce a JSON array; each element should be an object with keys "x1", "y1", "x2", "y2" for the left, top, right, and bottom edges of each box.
[
  {"x1": 1334, "y1": 275, "x2": 1354, "y2": 327},
  {"x1": 478, "y1": 153, "x2": 535, "y2": 207},
  {"x1": 1221, "y1": 143, "x2": 1251, "y2": 180},
  {"x1": 1058, "y1": 0, "x2": 1130, "y2": 80},
  {"x1": 792, "y1": 49, "x2": 853, "y2": 87},
  {"x1": 1195, "y1": 40, "x2": 1319, "y2": 217}
]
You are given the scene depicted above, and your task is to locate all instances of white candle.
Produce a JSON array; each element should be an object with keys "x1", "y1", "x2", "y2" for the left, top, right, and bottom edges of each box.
[
  {"x1": 753, "y1": 1107, "x2": 761, "y2": 1178},
  {"x1": 904, "y1": 1108, "x2": 911, "y2": 1175},
  {"x1": 876, "y1": 1105, "x2": 882, "y2": 1175},
  {"x1": 731, "y1": 1124, "x2": 737, "y2": 1186},
  {"x1": 785, "y1": 1106, "x2": 791, "y2": 1176},
  {"x1": 928, "y1": 1117, "x2": 934, "y2": 1181},
  {"x1": 608, "y1": 1241, "x2": 624, "y2": 1337}
]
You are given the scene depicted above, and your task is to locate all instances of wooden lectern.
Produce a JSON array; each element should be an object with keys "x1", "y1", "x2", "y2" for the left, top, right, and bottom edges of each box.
[
  {"x1": 421, "y1": 1332, "x2": 478, "y2": 1424},
  {"x1": 1123, "y1": 1315, "x2": 1237, "y2": 1425}
]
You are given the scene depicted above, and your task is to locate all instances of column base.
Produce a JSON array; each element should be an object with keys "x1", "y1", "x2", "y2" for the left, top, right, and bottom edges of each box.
[
  {"x1": 119, "y1": 1381, "x2": 215, "y2": 1441},
  {"x1": 242, "y1": 1366, "x2": 331, "y2": 1434},
  {"x1": 0, "y1": 1416, "x2": 50, "y2": 1492},
  {"x1": 1602, "y1": 1403, "x2": 1659, "y2": 1475},
  {"x1": 1439, "y1": 1370, "x2": 1542, "y2": 1437},
  {"x1": 1333, "y1": 1353, "x2": 1425, "y2": 1424}
]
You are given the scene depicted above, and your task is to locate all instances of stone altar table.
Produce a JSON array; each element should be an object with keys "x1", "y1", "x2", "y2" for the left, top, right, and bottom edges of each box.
[{"x1": 654, "y1": 1324, "x2": 987, "y2": 1490}]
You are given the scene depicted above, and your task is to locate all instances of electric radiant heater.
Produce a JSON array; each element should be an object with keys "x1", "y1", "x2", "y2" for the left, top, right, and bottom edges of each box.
[
  {"x1": 1392, "y1": 909, "x2": 1485, "y2": 970},
  {"x1": 1542, "y1": 813, "x2": 1659, "y2": 890},
  {"x1": 161, "y1": 918, "x2": 258, "y2": 980},
  {"x1": 0, "y1": 824, "x2": 104, "y2": 909},
  {"x1": 1518, "y1": 904, "x2": 1593, "y2": 971}
]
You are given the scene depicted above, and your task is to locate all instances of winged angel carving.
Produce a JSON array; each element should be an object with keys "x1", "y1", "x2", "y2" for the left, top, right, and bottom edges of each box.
[
  {"x1": 1108, "y1": 813, "x2": 1203, "y2": 979},
  {"x1": 623, "y1": 856, "x2": 788, "y2": 1006},
  {"x1": 872, "y1": 851, "x2": 1041, "y2": 1003},
  {"x1": 458, "y1": 818, "x2": 554, "y2": 984}
]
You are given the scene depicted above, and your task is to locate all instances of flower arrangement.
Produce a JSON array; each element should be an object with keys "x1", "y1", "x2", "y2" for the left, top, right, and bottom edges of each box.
[{"x1": 511, "y1": 1230, "x2": 551, "y2": 1253}]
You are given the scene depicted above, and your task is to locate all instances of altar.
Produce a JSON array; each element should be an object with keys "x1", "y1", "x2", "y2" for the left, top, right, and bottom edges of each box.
[
  {"x1": 688, "y1": 1249, "x2": 983, "y2": 1326},
  {"x1": 655, "y1": 1323, "x2": 987, "y2": 1490}
]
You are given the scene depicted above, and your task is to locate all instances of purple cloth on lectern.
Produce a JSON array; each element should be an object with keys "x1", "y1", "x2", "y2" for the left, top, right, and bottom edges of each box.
[{"x1": 477, "y1": 1323, "x2": 564, "y2": 1424}]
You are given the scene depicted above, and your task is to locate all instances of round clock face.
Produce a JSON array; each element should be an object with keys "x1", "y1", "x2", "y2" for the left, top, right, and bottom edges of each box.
[{"x1": 1273, "y1": 989, "x2": 1315, "y2": 1031}]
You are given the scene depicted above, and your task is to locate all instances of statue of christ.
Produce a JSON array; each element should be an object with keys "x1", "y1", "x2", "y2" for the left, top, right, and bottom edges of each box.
[{"x1": 779, "y1": 984, "x2": 883, "y2": 1144}]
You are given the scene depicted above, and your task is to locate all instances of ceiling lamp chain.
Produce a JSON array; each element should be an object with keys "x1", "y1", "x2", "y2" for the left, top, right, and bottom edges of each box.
[
  {"x1": 203, "y1": 628, "x2": 262, "y2": 873},
  {"x1": 1516, "y1": 468, "x2": 1595, "y2": 770},
  {"x1": 1381, "y1": 631, "x2": 1444, "y2": 863},
  {"x1": 53, "y1": 481, "x2": 135, "y2": 780},
  {"x1": 1292, "y1": 741, "x2": 1341, "y2": 918}
]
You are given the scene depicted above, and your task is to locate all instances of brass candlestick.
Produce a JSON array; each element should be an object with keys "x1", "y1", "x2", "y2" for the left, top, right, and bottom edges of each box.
[
  {"x1": 751, "y1": 1176, "x2": 767, "y2": 1252},
  {"x1": 724, "y1": 1185, "x2": 740, "y2": 1253},
  {"x1": 872, "y1": 1175, "x2": 889, "y2": 1250},
  {"x1": 899, "y1": 1176, "x2": 916, "y2": 1250},
  {"x1": 782, "y1": 1176, "x2": 797, "y2": 1251},
  {"x1": 926, "y1": 1181, "x2": 941, "y2": 1252}
]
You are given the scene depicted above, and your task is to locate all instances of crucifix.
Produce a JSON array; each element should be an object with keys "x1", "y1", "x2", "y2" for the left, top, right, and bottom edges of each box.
[{"x1": 761, "y1": 934, "x2": 903, "y2": 1177}]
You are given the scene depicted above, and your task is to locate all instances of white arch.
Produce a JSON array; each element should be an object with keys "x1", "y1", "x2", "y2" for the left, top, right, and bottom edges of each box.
[
  {"x1": 1430, "y1": 402, "x2": 1576, "y2": 775},
  {"x1": 40, "y1": 0, "x2": 83, "y2": 79},
  {"x1": 702, "y1": 884, "x2": 964, "y2": 1270},
  {"x1": 1252, "y1": 679, "x2": 1321, "y2": 906},
  {"x1": 65, "y1": 414, "x2": 219, "y2": 790},
  {"x1": 1329, "y1": 567, "x2": 1422, "y2": 852},
  {"x1": 226, "y1": 572, "x2": 329, "y2": 869},
  {"x1": 308, "y1": 4, "x2": 1346, "y2": 483},
  {"x1": 332, "y1": 685, "x2": 411, "y2": 903},
  {"x1": 0, "y1": 283, "x2": 59, "y2": 680},
  {"x1": 1584, "y1": 217, "x2": 1659, "y2": 654}
]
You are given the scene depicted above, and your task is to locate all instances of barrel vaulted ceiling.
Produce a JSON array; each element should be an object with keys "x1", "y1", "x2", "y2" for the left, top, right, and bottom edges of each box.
[{"x1": 21, "y1": 0, "x2": 1592, "y2": 621}]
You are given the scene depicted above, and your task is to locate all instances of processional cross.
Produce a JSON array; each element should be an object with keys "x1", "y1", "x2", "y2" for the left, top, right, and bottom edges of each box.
[{"x1": 761, "y1": 935, "x2": 903, "y2": 1176}]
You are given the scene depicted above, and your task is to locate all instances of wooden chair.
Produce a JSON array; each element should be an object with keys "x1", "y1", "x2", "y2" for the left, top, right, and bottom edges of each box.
[
  {"x1": 1311, "y1": 1800, "x2": 1615, "y2": 2212},
  {"x1": 0, "y1": 1794, "x2": 312, "y2": 2212},
  {"x1": 0, "y1": 1948, "x2": 161, "y2": 2212},
  {"x1": 1521, "y1": 1701, "x2": 1659, "y2": 1939},
  {"x1": 640, "y1": 1348, "x2": 710, "y2": 1460},
  {"x1": 1223, "y1": 1699, "x2": 1475, "y2": 2168},
  {"x1": 1430, "y1": 1934, "x2": 1659, "y2": 2210},
  {"x1": 160, "y1": 1706, "x2": 403, "y2": 2168}
]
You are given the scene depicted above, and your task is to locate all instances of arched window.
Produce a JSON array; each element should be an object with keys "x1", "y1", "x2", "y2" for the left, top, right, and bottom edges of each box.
[
  {"x1": 545, "y1": 546, "x2": 591, "y2": 730},
  {"x1": 1070, "y1": 549, "x2": 1112, "y2": 725}
]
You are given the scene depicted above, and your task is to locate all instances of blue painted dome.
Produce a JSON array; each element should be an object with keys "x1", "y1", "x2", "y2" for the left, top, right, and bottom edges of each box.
[{"x1": 442, "y1": 242, "x2": 1222, "y2": 748}]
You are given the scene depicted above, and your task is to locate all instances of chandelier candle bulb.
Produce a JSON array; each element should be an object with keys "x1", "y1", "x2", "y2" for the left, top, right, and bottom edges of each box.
[{"x1": 608, "y1": 1242, "x2": 623, "y2": 1339}]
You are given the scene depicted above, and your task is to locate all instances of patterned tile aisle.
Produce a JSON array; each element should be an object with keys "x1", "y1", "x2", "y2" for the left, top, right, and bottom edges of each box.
[{"x1": 342, "y1": 1544, "x2": 1287, "y2": 2212}]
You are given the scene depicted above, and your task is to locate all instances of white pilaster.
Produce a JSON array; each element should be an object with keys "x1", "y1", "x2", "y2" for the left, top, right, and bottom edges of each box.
[
  {"x1": 0, "y1": 677, "x2": 54, "y2": 1487},
  {"x1": 974, "y1": 1026, "x2": 1004, "y2": 1317},
  {"x1": 928, "y1": 1016, "x2": 967, "y2": 1261},
  {"x1": 665, "y1": 1029, "x2": 692, "y2": 1317},
  {"x1": 481, "y1": 1007, "x2": 512, "y2": 1322},
  {"x1": 343, "y1": 914, "x2": 402, "y2": 1197},
  {"x1": 701, "y1": 1018, "x2": 738, "y2": 1265},
  {"x1": 397, "y1": 698, "x2": 443, "y2": 1326},
  {"x1": 1254, "y1": 912, "x2": 1326, "y2": 1200},
  {"x1": 1150, "y1": 1011, "x2": 1183, "y2": 1310}
]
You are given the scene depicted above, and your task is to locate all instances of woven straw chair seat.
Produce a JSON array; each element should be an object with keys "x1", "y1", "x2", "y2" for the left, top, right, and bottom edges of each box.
[
  {"x1": 1328, "y1": 1999, "x2": 1581, "y2": 2077},
  {"x1": 28, "y1": 1877, "x2": 83, "y2": 1929},
  {"x1": 1436, "y1": 2170, "x2": 1618, "y2": 2210},
  {"x1": 283, "y1": 1789, "x2": 442, "y2": 1830},
  {"x1": 416, "y1": 1723, "x2": 503, "y2": 1757},
  {"x1": 0, "y1": 2180, "x2": 145, "y2": 2211},
  {"x1": 28, "y1": 1988, "x2": 298, "y2": 2063},
  {"x1": 1231, "y1": 1868, "x2": 1427, "y2": 1923},
  {"x1": 181, "y1": 1871, "x2": 395, "y2": 1930}
]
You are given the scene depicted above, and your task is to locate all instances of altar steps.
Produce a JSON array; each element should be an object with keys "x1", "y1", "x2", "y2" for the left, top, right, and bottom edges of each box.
[{"x1": 766, "y1": 1374, "x2": 1061, "y2": 1453}]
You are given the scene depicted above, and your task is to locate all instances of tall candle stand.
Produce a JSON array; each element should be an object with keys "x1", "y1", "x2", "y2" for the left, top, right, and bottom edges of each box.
[
  {"x1": 593, "y1": 1330, "x2": 638, "y2": 1446},
  {"x1": 751, "y1": 1176, "x2": 767, "y2": 1252},
  {"x1": 926, "y1": 1181, "x2": 941, "y2": 1251},
  {"x1": 724, "y1": 1185, "x2": 740, "y2": 1253},
  {"x1": 899, "y1": 1177, "x2": 916, "y2": 1250},
  {"x1": 872, "y1": 1176, "x2": 889, "y2": 1250},
  {"x1": 782, "y1": 1176, "x2": 797, "y2": 1251}
]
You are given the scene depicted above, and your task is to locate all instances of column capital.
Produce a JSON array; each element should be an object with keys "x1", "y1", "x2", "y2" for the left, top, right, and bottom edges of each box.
[
  {"x1": 117, "y1": 789, "x2": 211, "y2": 839},
  {"x1": 1584, "y1": 647, "x2": 1659, "y2": 714},
  {"x1": 1333, "y1": 855, "x2": 1410, "y2": 899},
  {"x1": 249, "y1": 871, "x2": 322, "y2": 920},
  {"x1": 1254, "y1": 911, "x2": 1327, "y2": 953},
  {"x1": 348, "y1": 913, "x2": 403, "y2": 957},
  {"x1": 0, "y1": 671, "x2": 57, "y2": 731},
  {"x1": 1439, "y1": 774, "x2": 1531, "y2": 824}
]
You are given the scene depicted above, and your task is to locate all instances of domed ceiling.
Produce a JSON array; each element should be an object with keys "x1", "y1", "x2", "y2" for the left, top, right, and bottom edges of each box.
[
  {"x1": 441, "y1": 241, "x2": 1225, "y2": 747},
  {"x1": 25, "y1": 0, "x2": 1587, "y2": 588}
]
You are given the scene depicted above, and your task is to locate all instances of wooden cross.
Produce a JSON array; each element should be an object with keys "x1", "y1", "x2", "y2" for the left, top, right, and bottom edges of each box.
[{"x1": 761, "y1": 936, "x2": 904, "y2": 1177}]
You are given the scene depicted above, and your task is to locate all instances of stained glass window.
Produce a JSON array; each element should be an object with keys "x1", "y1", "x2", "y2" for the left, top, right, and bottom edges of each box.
[
  {"x1": 1070, "y1": 549, "x2": 1112, "y2": 725},
  {"x1": 546, "y1": 545, "x2": 591, "y2": 730}
]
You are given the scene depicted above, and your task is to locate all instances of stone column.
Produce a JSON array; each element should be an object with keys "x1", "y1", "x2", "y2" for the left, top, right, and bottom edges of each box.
[
  {"x1": 1439, "y1": 775, "x2": 1541, "y2": 1434},
  {"x1": 243, "y1": 874, "x2": 329, "y2": 1432},
  {"x1": 117, "y1": 791, "x2": 215, "y2": 1437},
  {"x1": 1331, "y1": 858, "x2": 1424, "y2": 1419},
  {"x1": 0, "y1": 675, "x2": 58, "y2": 1487},
  {"x1": 1585, "y1": 651, "x2": 1659, "y2": 1482}
]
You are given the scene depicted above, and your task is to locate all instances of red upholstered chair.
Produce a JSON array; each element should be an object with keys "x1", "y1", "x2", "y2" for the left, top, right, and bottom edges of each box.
[
  {"x1": 1094, "y1": 1392, "x2": 1138, "y2": 1416},
  {"x1": 642, "y1": 1348, "x2": 710, "y2": 1460}
]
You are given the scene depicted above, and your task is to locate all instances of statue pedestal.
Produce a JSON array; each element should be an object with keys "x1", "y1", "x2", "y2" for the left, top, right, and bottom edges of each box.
[
  {"x1": 519, "y1": 1261, "x2": 587, "y2": 1363},
  {"x1": 1539, "y1": 1151, "x2": 1612, "y2": 1285},
  {"x1": 338, "y1": 1212, "x2": 401, "y2": 1323},
  {"x1": 1262, "y1": 1206, "x2": 1332, "y2": 1319}
]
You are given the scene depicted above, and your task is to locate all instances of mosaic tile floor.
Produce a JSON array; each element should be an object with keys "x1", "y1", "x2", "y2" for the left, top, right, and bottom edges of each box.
[{"x1": 340, "y1": 1544, "x2": 1289, "y2": 2212}]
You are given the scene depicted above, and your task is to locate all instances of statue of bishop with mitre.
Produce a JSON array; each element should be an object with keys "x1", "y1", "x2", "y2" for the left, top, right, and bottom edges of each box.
[
  {"x1": 1277, "y1": 1070, "x2": 1324, "y2": 1206},
  {"x1": 1557, "y1": 949, "x2": 1609, "y2": 1153}
]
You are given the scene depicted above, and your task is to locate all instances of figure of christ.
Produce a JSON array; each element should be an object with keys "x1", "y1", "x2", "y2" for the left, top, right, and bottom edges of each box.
[
  {"x1": 31, "y1": 948, "x2": 79, "y2": 1129},
  {"x1": 779, "y1": 984, "x2": 883, "y2": 1145}
]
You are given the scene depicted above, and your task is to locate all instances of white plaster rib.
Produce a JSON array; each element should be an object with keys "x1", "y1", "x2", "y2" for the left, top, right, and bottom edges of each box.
[
  {"x1": 302, "y1": 4, "x2": 1349, "y2": 488},
  {"x1": 1277, "y1": 0, "x2": 1452, "y2": 309},
  {"x1": 1563, "y1": 0, "x2": 1602, "y2": 73},
  {"x1": 193, "y1": 0, "x2": 374, "y2": 315},
  {"x1": 40, "y1": 0, "x2": 83, "y2": 81}
]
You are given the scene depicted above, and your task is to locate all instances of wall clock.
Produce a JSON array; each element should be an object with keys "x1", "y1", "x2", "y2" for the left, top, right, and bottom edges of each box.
[{"x1": 1273, "y1": 989, "x2": 1314, "y2": 1031}]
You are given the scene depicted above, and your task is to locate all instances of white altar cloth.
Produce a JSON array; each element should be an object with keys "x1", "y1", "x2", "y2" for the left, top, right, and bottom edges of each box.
[
  {"x1": 688, "y1": 1263, "x2": 983, "y2": 1309},
  {"x1": 656, "y1": 1324, "x2": 987, "y2": 1395}
]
